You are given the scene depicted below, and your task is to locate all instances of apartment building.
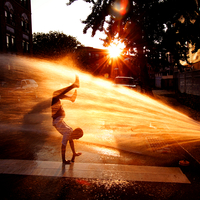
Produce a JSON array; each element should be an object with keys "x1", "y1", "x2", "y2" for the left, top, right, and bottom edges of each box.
[{"x1": 0, "y1": 0, "x2": 32, "y2": 55}]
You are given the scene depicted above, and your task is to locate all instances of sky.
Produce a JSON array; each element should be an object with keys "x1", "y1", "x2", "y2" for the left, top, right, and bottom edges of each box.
[{"x1": 31, "y1": 0, "x2": 106, "y2": 49}]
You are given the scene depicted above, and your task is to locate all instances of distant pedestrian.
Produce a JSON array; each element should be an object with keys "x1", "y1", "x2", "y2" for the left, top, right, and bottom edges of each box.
[{"x1": 51, "y1": 75, "x2": 83, "y2": 164}]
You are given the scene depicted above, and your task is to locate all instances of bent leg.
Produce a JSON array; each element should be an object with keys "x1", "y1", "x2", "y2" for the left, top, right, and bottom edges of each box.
[{"x1": 53, "y1": 75, "x2": 79, "y2": 98}]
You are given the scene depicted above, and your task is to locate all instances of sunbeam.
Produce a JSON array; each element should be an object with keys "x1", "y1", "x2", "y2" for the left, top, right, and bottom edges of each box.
[{"x1": 1, "y1": 54, "x2": 200, "y2": 156}]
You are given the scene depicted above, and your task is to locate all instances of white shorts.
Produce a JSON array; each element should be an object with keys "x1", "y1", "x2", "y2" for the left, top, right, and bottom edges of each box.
[{"x1": 53, "y1": 117, "x2": 73, "y2": 145}]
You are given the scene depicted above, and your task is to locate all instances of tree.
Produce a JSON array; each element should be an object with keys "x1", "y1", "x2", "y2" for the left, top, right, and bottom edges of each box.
[
  {"x1": 32, "y1": 31, "x2": 82, "y2": 58},
  {"x1": 67, "y1": 0, "x2": 200, "y2": 93}
]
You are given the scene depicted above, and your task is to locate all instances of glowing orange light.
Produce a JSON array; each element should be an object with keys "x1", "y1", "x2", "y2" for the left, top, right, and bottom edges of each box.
[
  {"x1": 108, "y1": 41, "x2": 125, "y2": 58},
  {"x1": 113, "y1": 0, "x2": 129, "y2": 15},
  {"x1": 76, "y1": 179, "x2": 90, "y2": 186}
]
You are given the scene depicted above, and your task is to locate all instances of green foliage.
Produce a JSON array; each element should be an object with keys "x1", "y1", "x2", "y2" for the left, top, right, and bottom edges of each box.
[{"x1": 32, "y1": 31, "x2": 82, "y2": 58}]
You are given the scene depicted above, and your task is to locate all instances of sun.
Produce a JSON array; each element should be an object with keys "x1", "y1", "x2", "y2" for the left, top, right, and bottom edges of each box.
[
  {"x1": 108, "y1": 41, "x2": 125, "y2": 58},
  {"x1": 108, "y1": 45, "x2": 122, "y2": 58}
]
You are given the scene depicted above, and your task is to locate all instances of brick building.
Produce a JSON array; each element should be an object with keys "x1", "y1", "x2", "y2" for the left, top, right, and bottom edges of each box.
[{"x1": 0, "y1": 0, "x2": 32, "y2": 55}]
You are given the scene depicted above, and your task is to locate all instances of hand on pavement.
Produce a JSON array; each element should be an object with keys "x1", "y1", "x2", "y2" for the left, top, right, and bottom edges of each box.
[{"x1": 71, "y1": 152, "x2": 82, "y2": 162}]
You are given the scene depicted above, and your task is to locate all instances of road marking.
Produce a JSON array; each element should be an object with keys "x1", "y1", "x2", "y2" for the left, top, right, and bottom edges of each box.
[{"x1": 0, "y1": 159, "x2": 190, "y2": 184}]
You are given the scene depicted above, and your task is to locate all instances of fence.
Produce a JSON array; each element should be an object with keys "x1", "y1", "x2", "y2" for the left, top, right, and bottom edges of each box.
[
  {"x1": 177, "y1": 70, "x2": 200, "y2": 96},
  {"x1": 155, "y1": 70, "x2": 200, "y2": 96}
]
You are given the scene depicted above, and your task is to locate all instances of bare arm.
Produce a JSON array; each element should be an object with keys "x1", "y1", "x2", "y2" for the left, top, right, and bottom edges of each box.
[
  {"x1": 69, "y1": 139, "x2": 82, "y2": 162},
  {"x1": 69, "y1": 139, "x2": 76, "y2": 154}
]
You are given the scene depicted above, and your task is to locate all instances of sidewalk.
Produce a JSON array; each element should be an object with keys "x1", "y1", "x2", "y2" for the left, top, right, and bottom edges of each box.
[{"x1": 0, "y1": 159, "x2": 190, "y2": 184}]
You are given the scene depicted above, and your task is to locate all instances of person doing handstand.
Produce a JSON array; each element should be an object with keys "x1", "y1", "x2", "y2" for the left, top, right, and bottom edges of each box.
[{"x1": 51, "y1": 75, "x2": 83, "y2": 164}]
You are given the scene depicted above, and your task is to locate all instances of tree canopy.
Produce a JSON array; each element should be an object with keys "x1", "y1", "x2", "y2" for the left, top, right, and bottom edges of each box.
[
  {"x1": 32, "y1": 31, "x2": 82, "y2": 58},
  {"x1": 67, "y1": 0, "x2": 200, "y2": 66}
]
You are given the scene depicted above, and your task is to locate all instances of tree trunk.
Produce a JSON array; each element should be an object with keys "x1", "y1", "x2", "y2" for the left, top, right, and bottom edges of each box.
[{"x1": 138, "y1": 46, "x2": 154, "y2": 96}]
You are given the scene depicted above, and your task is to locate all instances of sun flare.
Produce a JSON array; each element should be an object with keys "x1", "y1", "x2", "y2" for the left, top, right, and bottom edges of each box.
[{"x1": 108, "y1": 41, "x2": 125, "y2": 58}]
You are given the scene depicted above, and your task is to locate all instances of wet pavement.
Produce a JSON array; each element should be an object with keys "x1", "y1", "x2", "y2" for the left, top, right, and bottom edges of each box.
[
  {"x1": 1, "y1": 90, "x2": 200, "y2": 199},
  {"x1": 0, "y1": 159, "x2": 190, "y2": 183}
]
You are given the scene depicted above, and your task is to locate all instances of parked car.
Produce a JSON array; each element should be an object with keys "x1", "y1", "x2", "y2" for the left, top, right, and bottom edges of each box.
[
  {"x1": 114, "y1": 76, "x2": 137, "y2": 89},
  {"x1": 9, "y1": 79, "x2": 38, "y2": 101},
  {"x1": 15, "y1": 79, "x2": 38, "y2": 90}
]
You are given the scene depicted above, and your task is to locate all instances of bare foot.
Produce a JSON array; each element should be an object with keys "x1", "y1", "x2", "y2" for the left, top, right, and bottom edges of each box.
[
  {"x1": 63, "y1": 160, "x2": 71, "y2": 164},
  {"x1": 73, "y1": 75, "x2": 80, "y2": 88},
  {"x1": 71, "y1": 90, "x2": 77, "y2": 102}
]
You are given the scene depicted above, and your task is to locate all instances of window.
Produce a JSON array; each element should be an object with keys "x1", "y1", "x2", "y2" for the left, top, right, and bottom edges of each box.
[
  {"x1": 6, "y1": 35, "x2": 10, "y2": 48},
  {"x1": 10, "y1": 13, "x2": 12, "y2": 21},
  {"x1": 11, "y1": 36, "x2": 15, "y2": 49},
  {"x1": 4, "y1": 2, "x2": 15, "y2": 26},
  {"x1": 5, "y1": 10, "x2": 7, "y2": 18},
  {"x1": 25, "y1": 22, "x2": 27, "y2": 30},
  {"x1": 22, "y1": 41, "x2": 29, "y2": 53},
  {"x1": 22, "y1": 40, "x2": 25, "y2": 52},
  {"x1": 6, "y1": 35, "x2": 16, "y2": 52},
  {"x1": 26, "y1": 42, "x2": 29, "y2": 52},
  {"x1": 20, "y1": 0, "x2": 28, "y2": 8},
  {"x1": 21, "y1": 20, "x2": 28, "y2": 32},
  {"x1": 21, "y1": 13, "x2": 29, "y2": 33}
]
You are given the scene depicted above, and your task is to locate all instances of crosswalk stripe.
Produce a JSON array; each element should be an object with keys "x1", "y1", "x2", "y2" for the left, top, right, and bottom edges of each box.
[{"x1": 0, "y1": 159, "x2": 190, "y2": 184}]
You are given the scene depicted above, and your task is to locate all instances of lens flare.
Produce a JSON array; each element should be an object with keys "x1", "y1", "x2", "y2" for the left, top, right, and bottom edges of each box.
[{"x1": 113, "y1": 0, "x2": 129, "y2": 16}]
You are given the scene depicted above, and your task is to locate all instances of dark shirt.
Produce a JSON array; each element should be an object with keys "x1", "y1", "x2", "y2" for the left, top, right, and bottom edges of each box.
[{"x1": 51, "y1": 97, "x2": 65, "y2": 120}]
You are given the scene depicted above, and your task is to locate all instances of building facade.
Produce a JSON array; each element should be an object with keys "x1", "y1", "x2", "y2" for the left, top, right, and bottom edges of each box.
[{"x1": 0, "y1": 0, "x2": 32, "y2": 55}]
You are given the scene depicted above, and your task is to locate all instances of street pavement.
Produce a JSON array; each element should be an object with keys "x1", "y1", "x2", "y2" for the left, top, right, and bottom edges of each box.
[{"x1": 0, "y1": 90, "x2": 200, "y2": 199}]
